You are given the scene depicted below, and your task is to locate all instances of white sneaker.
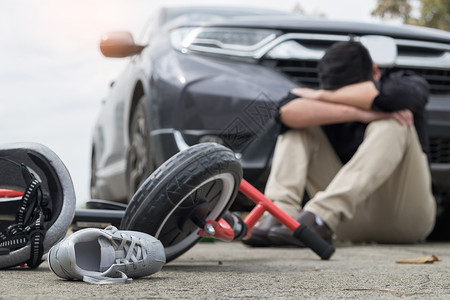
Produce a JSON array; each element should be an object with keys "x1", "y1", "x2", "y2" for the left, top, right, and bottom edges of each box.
[{"x1": 48, "y1": 226, "x2": 165, "y2": 284}]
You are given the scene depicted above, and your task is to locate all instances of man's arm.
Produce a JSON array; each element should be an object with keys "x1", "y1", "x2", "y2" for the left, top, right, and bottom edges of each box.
[
  {"x1": 280, "y1": 97, "x2": 396, "y2": 128},
  {"x1": 371, "y1": 71, "x2": 429, "y2": 114},
  {"x1": 291, "y1": 81, "x2": 379, "y2": 110},
  {"x1": 292, "y1": 72, "x2": 429, "y2": 115}
]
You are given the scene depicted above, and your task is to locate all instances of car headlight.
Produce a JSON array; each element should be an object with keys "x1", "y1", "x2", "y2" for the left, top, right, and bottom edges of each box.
[{"x1": 170, "y1": 27, "x2": 280, "y2": 57}]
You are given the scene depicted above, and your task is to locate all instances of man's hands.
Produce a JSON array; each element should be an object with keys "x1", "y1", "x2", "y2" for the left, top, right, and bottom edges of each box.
[
  {"x1": 389, "y1": 109, "x2": 414, "y2": 126},
  {"x1": 358, "y1": 109, "x2": 413, "y2": 126}
]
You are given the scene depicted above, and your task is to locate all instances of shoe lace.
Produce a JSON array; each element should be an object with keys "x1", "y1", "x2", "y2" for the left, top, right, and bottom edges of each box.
[
  {"x1": 113, "y1": 233, "x2": 147, "y2": 270},
  {"x1": 82, "y1": 226, "x2": 147, "y2": 285},
  {"x1": 83, "y1": 270, "x2": 130, "y2": 285}
]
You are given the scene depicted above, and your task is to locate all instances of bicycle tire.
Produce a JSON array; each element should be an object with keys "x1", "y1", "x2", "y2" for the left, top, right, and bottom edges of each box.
[{"x1": 120, "y1": 143, "x2": 243, "y2": 262}]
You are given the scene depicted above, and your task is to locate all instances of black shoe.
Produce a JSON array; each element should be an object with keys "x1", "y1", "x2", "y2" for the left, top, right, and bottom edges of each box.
[
  {"x1": 268, "y1": 211, "x2": 333, "y2": 246},
  {"x1": 242, "y1": 215, "x2": 281, "y2": 247}
]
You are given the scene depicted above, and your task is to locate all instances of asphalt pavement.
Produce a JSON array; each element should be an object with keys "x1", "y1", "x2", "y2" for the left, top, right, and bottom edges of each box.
[{"x1": 0, "y1": 240, "x2": 449, "y2": 299}]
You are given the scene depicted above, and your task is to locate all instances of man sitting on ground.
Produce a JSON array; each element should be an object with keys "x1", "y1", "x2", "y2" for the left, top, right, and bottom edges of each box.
[{"x1": 244, "y1": 40, "x2": 436, "y2": 247}]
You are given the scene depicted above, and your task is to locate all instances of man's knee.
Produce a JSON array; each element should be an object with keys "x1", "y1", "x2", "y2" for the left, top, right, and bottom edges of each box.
[
  {"x1": 366, "y1": 119, "x2": 406, "y2": 134},
  {"x1": 280, "y1": 127, "x2": 318, "y2": 147},
  {"x1": 365, "y1": 119, "x2": 411, "y2": 143}
]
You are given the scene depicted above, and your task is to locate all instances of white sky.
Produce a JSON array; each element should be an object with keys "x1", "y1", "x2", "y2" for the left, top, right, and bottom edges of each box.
[{"x1": 0, "y1": 0, "x2": 389, "y2": 206}]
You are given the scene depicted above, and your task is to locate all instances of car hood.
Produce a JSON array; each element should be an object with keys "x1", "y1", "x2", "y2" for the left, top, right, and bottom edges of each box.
[{"x1": 167, "y1": 10, "x2": 450, "y2": 44}]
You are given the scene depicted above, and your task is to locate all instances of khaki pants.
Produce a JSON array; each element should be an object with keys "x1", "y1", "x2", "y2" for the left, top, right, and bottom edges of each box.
[{"x1": 265, "y1": 119, "x2": 436, "y2": 243}]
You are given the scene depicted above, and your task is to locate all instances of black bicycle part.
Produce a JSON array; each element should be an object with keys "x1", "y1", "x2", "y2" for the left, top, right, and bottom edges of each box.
[
  {"x1": 293, "y1": 224, "x2": 335, "y2": 260},
  {"x1": 221, "y1": 211, "x2": 247, "y2": 241},
  {"x1": 72, "y1": 209, "x2": 124, "y2": 231}
]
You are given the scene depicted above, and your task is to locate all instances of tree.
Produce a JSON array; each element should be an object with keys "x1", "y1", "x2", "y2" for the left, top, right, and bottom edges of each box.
[
  {"x1": 372, "y1": 0, "x2": 450, "y2": 31},
  {"x1": 421, "y1": 0, "x2": 450, "y2": 30}
]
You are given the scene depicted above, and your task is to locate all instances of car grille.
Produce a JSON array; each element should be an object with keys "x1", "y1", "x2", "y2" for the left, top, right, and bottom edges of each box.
[
  {"x1": 261, "y1": 36, "x2": 450, "y2": 95},
  {"x1": 430, "y1": 137, "x2": 450, "y2": 164},
  {"x1": 263, "y1": 59, "x2": 321, "y2": 88},
  {"x1": 392, "y1": 67, "x2": 450, "y2": 95},
  {"x1": 261, "y1": 59, "x2": 450, "y2": 95}
]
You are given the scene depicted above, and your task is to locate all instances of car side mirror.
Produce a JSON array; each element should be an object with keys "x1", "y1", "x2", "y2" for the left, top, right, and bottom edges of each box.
[
  {"x1": 100, "y1": 31, "x2": 146, "y2": 58},
  {"x1": 360, "y1": 35, "x2": 397, "y2": 67}
]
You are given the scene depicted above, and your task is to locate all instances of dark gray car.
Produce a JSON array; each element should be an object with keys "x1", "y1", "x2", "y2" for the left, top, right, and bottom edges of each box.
[{"x1": 90, "y1": 6, "x2": 450, "y2": 237}]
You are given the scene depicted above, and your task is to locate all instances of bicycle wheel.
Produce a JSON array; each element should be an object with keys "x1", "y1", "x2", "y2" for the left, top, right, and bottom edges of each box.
[{"x1": 120, "y1": 143, "x2": 242, "y2": 262}]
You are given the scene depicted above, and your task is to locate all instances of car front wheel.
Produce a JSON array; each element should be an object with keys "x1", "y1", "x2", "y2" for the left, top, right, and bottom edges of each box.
[
  {"x1": 90, "y1": 148, "x2": 100, "y2": 199},
  {"x1": 127, "y1": 96, "x2": 154, "y2": 202}
]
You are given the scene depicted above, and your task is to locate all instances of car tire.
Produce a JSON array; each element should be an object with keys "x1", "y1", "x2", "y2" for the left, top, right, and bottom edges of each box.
[
  {"x1": 126, "y1": 96, "x2": 154, "y2": 202},
  {"x1": 89, "y1": 148, "x2": 100, "y2": 199}
]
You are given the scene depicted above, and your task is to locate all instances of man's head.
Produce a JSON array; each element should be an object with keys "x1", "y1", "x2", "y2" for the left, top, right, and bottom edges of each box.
[{"x1": 318, "y1": 41, "x2": 375, "y2": 90}]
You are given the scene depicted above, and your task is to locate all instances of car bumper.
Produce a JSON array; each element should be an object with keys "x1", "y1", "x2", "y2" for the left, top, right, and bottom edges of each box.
[{"x1": 150, "y1": 120, "x2": 278, "y2": 185}]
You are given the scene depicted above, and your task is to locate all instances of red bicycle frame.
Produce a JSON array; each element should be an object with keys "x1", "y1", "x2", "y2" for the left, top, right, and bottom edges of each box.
[
  {"x1": 198, "y1": 179, "x2": 299, "y2": 240},
  {"x1": 197, "y1": 179, "x2": 335, "y2": 260}
]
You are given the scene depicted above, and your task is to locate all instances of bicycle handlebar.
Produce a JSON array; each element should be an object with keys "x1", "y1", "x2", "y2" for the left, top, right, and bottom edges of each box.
[{"x1": 293, "y1": 223, "x2": 335, "y2": 260}]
